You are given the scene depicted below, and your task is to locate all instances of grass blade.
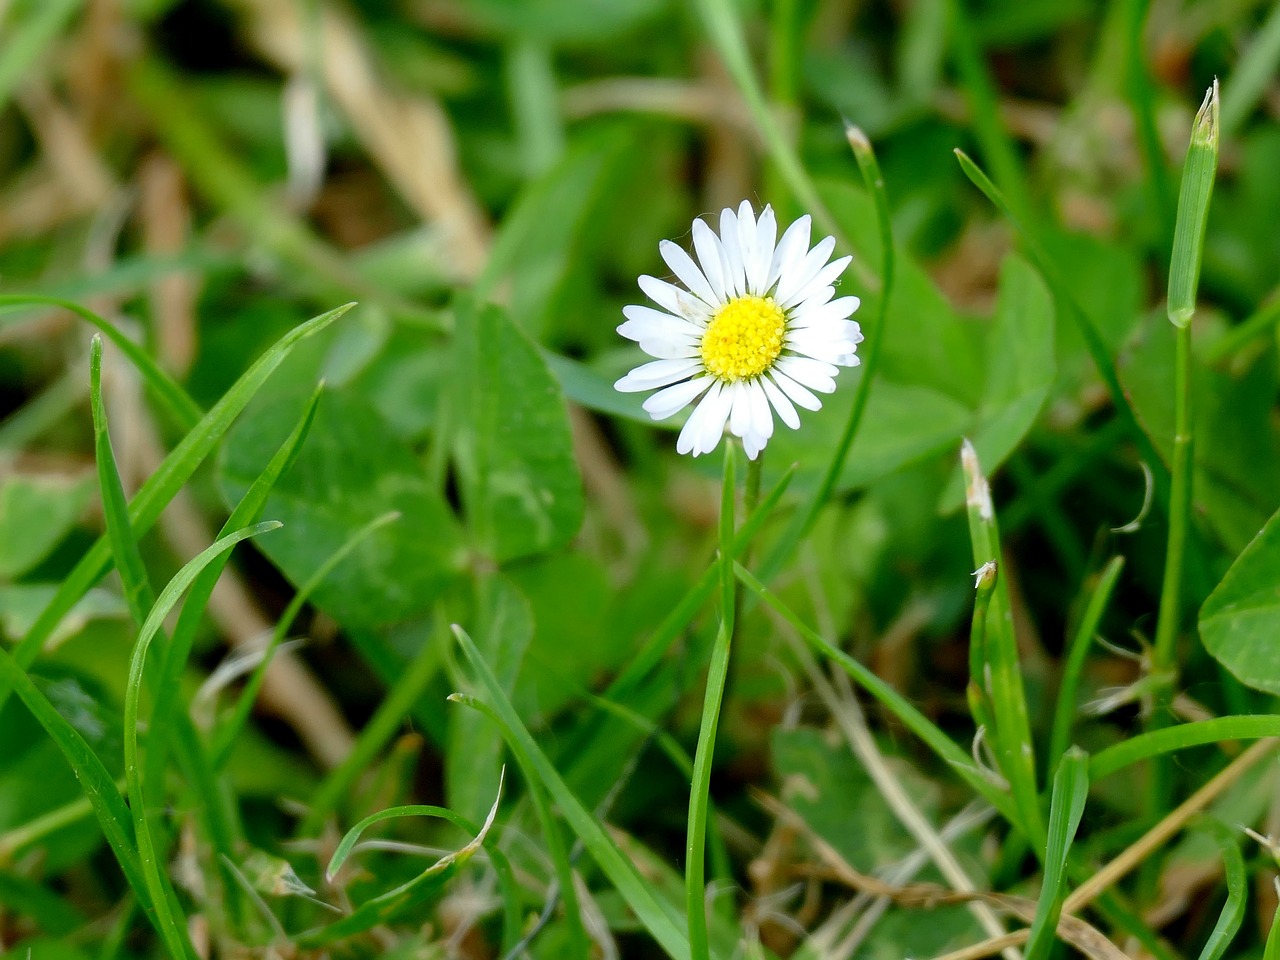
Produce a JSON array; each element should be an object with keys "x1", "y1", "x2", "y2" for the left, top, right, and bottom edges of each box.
[
  {"x1": 1090, "y1": 720, "x2": 1280, "y2": 779},
  {"x1": 1167, "y1": 81, "x2": 1220, "y2": 329},
  {"x1": 0, "y1": 294, "x2": 202, "y2": 430},
  {"x1": 123, "y1": 521, "x2": 282, "y2": 960},
  {"x1": 0, "y1": 302, "x2": 353, "y2": 714},
  {"x1": 451, "y1": 624, "x2": 691, "y2": 960},
  {"x1": 1048, "y1": 556, "x2": 1125, "y2": 768},
  {"x1": 297, "y1": 787, "x2": 503, "y2": 946},
  {"x1": 1023, "y1": 748, "x2": 1089, "y2": 960},
  {"x1": 1194, "y1": 820, "x2": 1247, "y2": 960},
  {"x1": 1220, "y1": 5, "x2": 1280, "y2": 139}
]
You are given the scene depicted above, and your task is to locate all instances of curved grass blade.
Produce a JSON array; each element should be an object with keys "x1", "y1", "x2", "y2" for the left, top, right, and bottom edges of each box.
[
  {"x1": 0, "y1": 294, "x2": 202, "y2": 429},
  {"x1": 0, "y1": 302, "x2": 354, "y2": 715},
  {"x1": 214, "y1": 509, "x2": 399, "y2": 772},
  {"x1": 451, "y1": 625, "x2": 691, "y2": 960},
  {"x1": 1194, "y1": 820, "x2": 1247, "y2": 960},
  {"x1": 1024, "y1": 748, "x2": 1089, "y2": 960},
  {"x1": 1090, "y1": 719, "x2": 1280, "y2": 779},
  {"x1": 151, "y1": 382, "x2": 324, "y2": 790},
  {"x1": 295, "y1": 785, "x2": 503, "y2": 946},
  {"x1": 123, "y1": 521, "x2": 282, "y2": 960}
]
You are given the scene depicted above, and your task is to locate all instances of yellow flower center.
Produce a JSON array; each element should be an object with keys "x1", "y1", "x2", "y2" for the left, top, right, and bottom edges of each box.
[{"x1": 700, "y1": 295, "x2": 786, "y2": 382}]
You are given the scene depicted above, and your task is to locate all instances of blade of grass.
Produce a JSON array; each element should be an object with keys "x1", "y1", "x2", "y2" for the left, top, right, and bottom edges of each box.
[
  {"x1": 758, "y1": 125, "x2": 896, "y2": 583},
  {"x1": 953, "y1": 149, "x2": 1171, "y2": 511},
  {"x1": 1204, "y1": 292, "x2": 1280, "y2": 364},
  {"x1": 0, "y1": 295, "x2": 202, "y2": 429},
  {"x1": 122, "y1": 521, "x2": 282, "y2": 960},
  {"x1": 1194, "y1": 819, "x2": 1247, "y2": 960},
  {"x1": 212, "y1": 510, "x2": 400, "y2": 771},
  {"x1": 451, "y1": 624, "x2": 691, "y2": 960},
  {"x1": 1023, "y1": 748, "x2": 1089, "y2": 960},
  {"x1": 296, "y1": 787, "x2": 503, "y2": 946},
  {"x1": 151, "y1": 383, "x2": 325, "y2": 790},
  {"x1": 0, "y1": 302, "x2": 353, "y2": 715},
  {"x1": 733, "y1": 562, "x2": 1023, "y2": 830},
  {"x1": 1048, "y1": 556, "x2": 1125, "y2": 768},
  {"x1": 686, "y1": 442, "x2": 737, "y2": 960},
  {"x1": 1122, "y1": 0, "x2": 1176, "y2": 245},
  {"x1": 961, "y1": 441, "x2": 1044, "y2": 847},
  {"x1": 1091, "y1": 721, "x2": 1280, "y2": 779}
]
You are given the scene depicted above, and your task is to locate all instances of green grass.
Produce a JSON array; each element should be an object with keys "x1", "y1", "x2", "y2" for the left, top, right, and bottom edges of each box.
[{"x1": 5, "y1": 2, "x2": 1280, "y2": 958}]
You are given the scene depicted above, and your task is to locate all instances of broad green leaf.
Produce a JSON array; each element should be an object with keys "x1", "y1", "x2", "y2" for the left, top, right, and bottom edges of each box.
[
  {"x1": 447, "y1": 574, "x2": 532, "y2": 823},
  {"x1": 1201, "y1": 504, "x2": 1280, "y2": 693},
  {"x1": 451, "y1": 299, "x2": 584, "y2": 564},
  {"x1": 0, "y1": 586, "x2": 127, "y2": 648},
  {"x1": 220, "y1": 388, "x2": 466, "y2": 628},
  {"x1": 941, "y1": 253, "x2": 1056, "y2": 510},
  {"x1": 0, "y1": 475, "x2": 94, "y2": 579}
]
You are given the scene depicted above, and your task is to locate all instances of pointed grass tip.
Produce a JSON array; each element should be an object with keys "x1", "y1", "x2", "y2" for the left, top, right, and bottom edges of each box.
[
  {"x1": 1192, "y1": 78, "x2": 1219, "y2": 149},
  {"x1": 960, "y1": 439, "x2": 993, "y2": 521}
]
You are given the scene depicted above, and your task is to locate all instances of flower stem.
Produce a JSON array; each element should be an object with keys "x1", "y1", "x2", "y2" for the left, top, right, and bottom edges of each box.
[{"x1": 686, "y1": 441, "x2": 738, "y2": 960}]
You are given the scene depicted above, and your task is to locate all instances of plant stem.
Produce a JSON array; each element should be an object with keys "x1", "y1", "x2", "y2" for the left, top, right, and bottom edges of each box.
[
  {"x1": 686, "y1": 441, "x2": 738, "y2": 960},
  {"x1": 1151, "y1": 321, "x2": 1192, "y2": 676}
]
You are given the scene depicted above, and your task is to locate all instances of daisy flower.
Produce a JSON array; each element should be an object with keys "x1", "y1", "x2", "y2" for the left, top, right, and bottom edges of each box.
[{"x1": 614, "y1": 200, "x2": 862, "y2": 460}]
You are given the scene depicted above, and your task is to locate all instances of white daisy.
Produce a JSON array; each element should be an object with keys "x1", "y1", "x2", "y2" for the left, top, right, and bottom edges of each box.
[{"x1": 614, "y1": 200, "x2": 862, "y2": 460}]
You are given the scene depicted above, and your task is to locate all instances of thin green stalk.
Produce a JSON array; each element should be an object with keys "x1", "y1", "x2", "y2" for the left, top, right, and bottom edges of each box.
[
  {"x1": 1048, "y1": 556, "x2": 1126, "y2": 768},
  {"x1": 961, "y1": 440, "x2": 1045, "y2": 847},
  {"x1": 1195, "y1": 819, "x2": 1247, "y2": 960},
  {"x1": 758, "y1": 125, "x2": 895, "y2": 582},
  {"x1": 1205, "y1": 292, "x2": 1280, "y2": 364},
  {"x1": 506, "y1": 39, "x2": 564, "y2": 177},
  {"x1": 1267, "y1": 899, "x2": 1280, "y2": 960},
  {"x1": 686, "y1": 442, "x2": 738, "y2": 960},
  {"x1": 1091, "y1": 723, "x2": 1280, "y2": 780},
  {"x1": 967, "y1": 560, "x2": 996, "y2": 734},
  {"x1": 1153, "y1": 82, "x2": 1219, "y2": 752},
  {"x1": 1024, "y1": 749, "x2": 1089, "y2": 960}
]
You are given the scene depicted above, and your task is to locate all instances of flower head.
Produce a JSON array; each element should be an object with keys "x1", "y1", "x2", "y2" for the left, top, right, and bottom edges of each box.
[{"x1": 614, "y1": 201, "x2": 861, "y2": 459}]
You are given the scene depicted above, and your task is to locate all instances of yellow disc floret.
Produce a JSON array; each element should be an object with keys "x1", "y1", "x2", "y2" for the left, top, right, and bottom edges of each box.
[{"x1": 700, "y1": 295, "x2": 786, "y2": 382}]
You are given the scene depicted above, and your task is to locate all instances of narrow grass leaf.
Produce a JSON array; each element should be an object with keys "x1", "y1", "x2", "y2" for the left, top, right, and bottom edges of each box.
[
  {"x1": 1220, "y1": 7, "x2": 1280, "y2": 139},
  {"x1": 297, "y1": 787, "x2": 503, "y2": 946},
  {"x1": 1194, "y1": 820, "x2": 1247, "y2": 960},
  {"x1": 451, "y1": 624, "x2": 691, "y2": 960},
  {"x1": 0, "y1": 303, "x2": 353, "y2": 714},
  {"x1": 1049, "y1": 556, "x2": 1125, "y2": 767},
  {"x1": 123, "y1": 521, "x2": 282, "y2": 960},
  {"x1": 1090, "y1": 717, "x2": 1280, "y2": 778},
  {"x1": 1023, "y1": 747, "x2": 1089, "y2": 960},
  {"x1": 1168, "y1": 81, "x2": 1220, "y2": 328},
  {"x1": 0, "y1": 295, "x2": 202, "y2": 429}
]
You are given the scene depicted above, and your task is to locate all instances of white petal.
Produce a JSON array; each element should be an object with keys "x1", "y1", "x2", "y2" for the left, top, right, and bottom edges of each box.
[
  {"x1": 760, "y1": 375, "x2": 800, "y2": 429},
  {"x1": 768, "y1": 215, "x2": 811, "y2": 290},
  {"x1": 620, "y1": 304, "x2": 703, "y2": 339},
  {"x1": 777, "y1": 356, "x2": 837, "y2": 393},
  {"x1": 769, "y1": 369, "x2": 823, "y2": 411},
  {"x1": 736, "y1": 201, "x2": 757, "y2": 297},
  {"x1": 789, "y1": 296, "x2": 861, "y2": 328},
  {"x1": 747, "y1": 380, "x2": 773, "y2": 441},
  {"x1": 742, "y1": 433, "x2": 764, "y2": 460},
  {"x1": 638, "y1": 275, "x2": 713, "y2": 322},
  {"x1": 677, "y1": 384, "x2": 713, "y2": 455},
  {"x1": 787, "y1": 335, "x2": 859, "y2": 364},
  {"x1": 786, "y1": 319, "x2": 861, "y2": 344},
  {"x1": 644, "y1": 376, "x2": 714, "y2": 420},
  {"x1": 614, "y1": 358, "x2": 701, "y2": 392},
  {"x1": 776, "y1": 236, "x2": 836, "y2": 304},
  {"x1": 660, "y1": 240, "x2": 719, "y2": 306},
  {"x1": 718, "y1": 207, "x2": 747, "y2": 298},
  {"x1": 691, "y1": 219, "x2": 729, "y2": 303},
  {"x1": 781, "y1": 255, "x2": 853, "y2": 309},
  {"x1": 690, "y1": 381, "x2": 734, "y2": 456},
  {"x1": 749, "y1": 205, "x2": 777, "y2": 295},
  {"x1": 834, "y1": 351, "x2": 862, "y2": 367},
  {"x1": 728, "y1": 380, "x2": 753, "y2": 438}
]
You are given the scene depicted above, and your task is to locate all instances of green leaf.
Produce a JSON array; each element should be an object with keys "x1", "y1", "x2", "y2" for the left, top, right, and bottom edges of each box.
[
  {"x1": 1201, "y1": 503, "x2": 1280, "y2": 693},
  {"x1": 451, "y1": 299, "x2": 584, "y2": 563},
  {"x1": 1024, "y1": 747, "x2": 1089, "y2": 960},
  {"x1": 447, "y1": 574, "x2": 532, "y2": 823},
  {"x1": 941, "y1": 254, "x2": 1056, "y2": 510},
  {"x1": 220, "y1": 388, "x2": 466, "y2": 629},
  {"x1": 296, "y1": 788, "x2": 502, "y2": 946},
  {"x1": 1195, "y1": 820, "x2": 1248, "y2": 960},
  {"x1": 0, "y1": 475, "x2": 94, "y2": 579}
]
